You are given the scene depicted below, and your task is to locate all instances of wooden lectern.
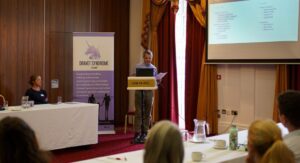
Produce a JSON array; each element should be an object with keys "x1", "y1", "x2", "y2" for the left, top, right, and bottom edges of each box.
[{"x1": 127, "y1": 76, "x2": 157, "y2": 144}]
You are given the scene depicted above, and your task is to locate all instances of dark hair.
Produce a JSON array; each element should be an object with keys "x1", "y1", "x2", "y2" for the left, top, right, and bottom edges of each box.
[
  {"x1": 278, "y1": 90, "x2": 300, "y2": 127},
  {"x1": 28, "y1": 75, "x2": 40, "y2": 86},
  {"x1": 0, "y1": 117, "x2": 50, "y2": 163}
]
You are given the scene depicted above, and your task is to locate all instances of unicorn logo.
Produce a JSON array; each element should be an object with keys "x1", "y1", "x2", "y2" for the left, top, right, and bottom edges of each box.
[{"x1": 85, "y1": 41, "x2": 100, "y2": 60}]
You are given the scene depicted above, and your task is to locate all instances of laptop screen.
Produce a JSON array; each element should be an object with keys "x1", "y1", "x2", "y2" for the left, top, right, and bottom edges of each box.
[{"x1": 136, "y1": 68, "x2": 154, "y2": 77}]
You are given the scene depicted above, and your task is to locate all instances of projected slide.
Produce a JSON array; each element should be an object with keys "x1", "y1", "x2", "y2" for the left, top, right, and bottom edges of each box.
[{"x1": 209, "y1": 0, "x2": 299, "y2": 44}]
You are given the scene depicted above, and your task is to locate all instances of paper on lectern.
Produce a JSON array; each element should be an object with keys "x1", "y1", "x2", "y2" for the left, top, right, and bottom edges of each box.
[{"x1": 156, "y1": 72, "x2": 167, "y2": 81}]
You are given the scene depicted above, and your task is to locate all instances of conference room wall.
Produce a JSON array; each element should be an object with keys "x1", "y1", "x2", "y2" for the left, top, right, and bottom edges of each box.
[
  {"x1": 217, "y1": 65, "x2": 276, "y2": 133},
  {"x1": 0, "y1": 0, "x2": 44, "y2": 107},
  {"x1": 0, "y1": 0, "x2": 129, "y2": 125},
  {"x1": 128, "y1": 0, "x2": 143, "y2": 112}
]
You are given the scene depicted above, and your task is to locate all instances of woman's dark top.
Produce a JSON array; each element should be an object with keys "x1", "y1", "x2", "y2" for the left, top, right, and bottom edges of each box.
[{"x1": 25, "y1": 88, "x2": 47, "y2": 104}]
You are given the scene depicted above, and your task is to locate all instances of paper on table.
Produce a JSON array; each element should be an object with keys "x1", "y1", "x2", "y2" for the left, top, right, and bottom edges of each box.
[{"x1": 107, "y1": 156, "x2": 127, "y2": 161}]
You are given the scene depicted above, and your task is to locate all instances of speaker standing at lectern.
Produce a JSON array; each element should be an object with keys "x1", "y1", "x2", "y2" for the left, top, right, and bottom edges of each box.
[{"x1": 133, "y1": 49, "x2": 157, "y2": 144}]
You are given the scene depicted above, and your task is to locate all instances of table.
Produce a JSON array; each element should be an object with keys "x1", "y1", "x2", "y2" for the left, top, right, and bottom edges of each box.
[
  {"x1": 76, "y1": 130, "x2": 248, "y2": 163},
  {"x1": 0, "y1": 102, "x2": 98, "y2": 150}
]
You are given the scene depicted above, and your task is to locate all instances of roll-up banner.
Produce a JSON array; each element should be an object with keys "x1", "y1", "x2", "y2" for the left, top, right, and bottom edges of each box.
[{"x1": 73, "y1": 32, "x2": 115, "y2": 134}]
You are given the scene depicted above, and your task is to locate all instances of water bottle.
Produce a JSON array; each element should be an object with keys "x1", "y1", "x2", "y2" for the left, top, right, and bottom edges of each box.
[{"x1": 229, "y1": 125, "x2": 238, "y2": 150}]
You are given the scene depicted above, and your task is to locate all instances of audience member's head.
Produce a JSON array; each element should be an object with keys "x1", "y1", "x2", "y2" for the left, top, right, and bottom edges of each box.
[
  {"x1": 247, "y1": 119, "x2": 294, "y2": 163},
  {"x1": 278, "y1": 90, "x2": 300, "y2": 131},
  {"x1": 0, "y1": 116, "x2": 50, "y2": 163},
  {"x1": 144, "y1": 120, "x2": 184, "y2": 163}
]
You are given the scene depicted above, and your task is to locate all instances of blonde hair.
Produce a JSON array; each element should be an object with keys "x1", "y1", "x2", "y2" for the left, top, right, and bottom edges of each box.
[
  {"x1": 143, "y1": 49, "x2": 153, "y2": 58},
  {"x1": 248, "y1": 120, "x2": 295, "y2": 163},
  {"x1": 144, "y1": 120, "x2": 184, "y2": 163}
]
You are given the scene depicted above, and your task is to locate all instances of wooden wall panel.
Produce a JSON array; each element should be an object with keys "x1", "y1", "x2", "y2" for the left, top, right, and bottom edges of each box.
[
  {"x1": 0, "y1": 0, "x2": 129, "y2": 125},
  {"x1": 0, "y1": 0, "x2": 44, "y2": 105},
  {"x1": 91, "y1": 0, "x2": 130, "y2": 125},
  {"x1": 45, "y1": 0, "x2": 90, "y2": 103}
]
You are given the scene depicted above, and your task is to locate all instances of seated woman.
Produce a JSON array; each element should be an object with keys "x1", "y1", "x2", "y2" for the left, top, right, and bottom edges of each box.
[
  {"x1": 0, "y1": 116, "x2": 51, "y2": 163},
  {"x1": 25, "y1": 75, "x2": 48, "y2": 104},
  {"x1": 144, "y1": 120, "x2": 184, "y2": 163},
  {"x1": 247, "y1": 119, "x2": 295, "y2": 163}
]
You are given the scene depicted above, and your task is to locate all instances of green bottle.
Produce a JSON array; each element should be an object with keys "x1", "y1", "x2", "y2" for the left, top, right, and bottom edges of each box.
[{"x1": 229, "y1": 125, "x2": 238, "y2": 150}]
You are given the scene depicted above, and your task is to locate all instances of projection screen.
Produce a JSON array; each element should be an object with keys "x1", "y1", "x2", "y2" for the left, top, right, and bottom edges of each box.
[{"x1": 207, "y1": 0, "x2": 300, "y2": 63}]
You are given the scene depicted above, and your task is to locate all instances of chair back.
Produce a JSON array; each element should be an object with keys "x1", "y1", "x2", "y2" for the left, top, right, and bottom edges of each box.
[{"x1": 0, "y1": 94, "x2": 5, "y2": 107}]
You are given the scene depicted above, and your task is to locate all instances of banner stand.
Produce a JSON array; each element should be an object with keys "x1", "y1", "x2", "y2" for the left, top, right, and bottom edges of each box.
[{"x1": 73, "y1": 32, "x2": 115, "y2": 134}]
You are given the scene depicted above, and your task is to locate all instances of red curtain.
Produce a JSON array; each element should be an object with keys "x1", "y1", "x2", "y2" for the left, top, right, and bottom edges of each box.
[
  {"x1": 288, "y1": 65, "x2": 300, "y2": 90},
  {"x1": 157, "y1": 4, "x2": 179, "y2": 123},
  {"x1": 184, "y1": 5, "x2": 206, "y2": 131}
]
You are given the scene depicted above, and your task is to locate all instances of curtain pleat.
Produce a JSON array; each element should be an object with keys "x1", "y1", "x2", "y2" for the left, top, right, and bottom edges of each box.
[
  {"x1": 141, "y1": 0, "x2": 151, "y2": 49},
  {"x1": 141, "y1": 0, "x2": 178, "y2": 122},
  {"x1": 189, "y1": 2, "x2": 206, "y2": 27},
  {"x1": 149, "y1": 1, "x2": 167, "y2": 122},
  {"x1": 185, "y1": 4, "x2": 205, "y2": 131},
  {"x1": 185, "y1": 1, "x2": 218, "y2": 134},
  {"x1": 157, "y1": 4, "x2": 179, "y2": 123},
  {"x1": 288, "y1": 65, "x2": 300, "y2": 90},
  {"x1": 197, "y1": 46, "x2": 218, "y2": 134},
  {"x1": 140, "y1": 0, "x2": 167, "y2": 122},
  {"x1": 273, "y1": 65, "x2": 288, "y2": 122}
]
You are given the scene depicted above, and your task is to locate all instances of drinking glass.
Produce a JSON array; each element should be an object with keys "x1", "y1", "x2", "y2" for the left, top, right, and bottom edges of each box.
[
  {"x1": 28, "y1": 100, "x2": 34, "y2": 107},
  {"x1": 3, "y1": 100, "x2": 8, "y2": 110},
  {"x1": 57, "y1": 96, "x2": 62, "y2": 104},
  {"x1": 180, "y1": 129, "x2": 190, "y2": 142},
  {"x1": 21, "y1": 96, "x2": 29, "y2": 108}
]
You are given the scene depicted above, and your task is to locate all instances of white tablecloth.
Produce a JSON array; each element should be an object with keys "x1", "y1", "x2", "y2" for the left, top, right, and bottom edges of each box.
[
  {"x1": 76, "y1": 130, "x2": 248, "y2": 163},
  {"x1": 0, "y1": 102, "x2": 99, "y2": 150}
]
